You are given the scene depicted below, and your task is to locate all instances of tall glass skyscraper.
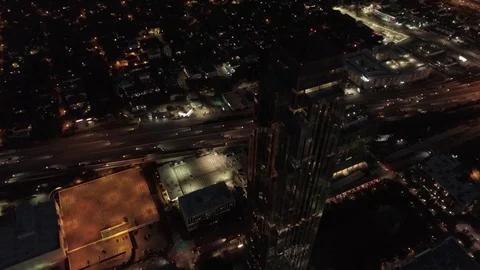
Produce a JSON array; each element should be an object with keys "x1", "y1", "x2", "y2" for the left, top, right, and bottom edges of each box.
[{"x1": 247, "y1": 36, "x2": 346, "y2": 270}]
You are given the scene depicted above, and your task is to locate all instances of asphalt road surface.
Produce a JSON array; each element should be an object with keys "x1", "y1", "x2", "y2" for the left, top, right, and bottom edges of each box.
[
  {"x1": 0, "y1": 116, "x2": 254, "y2": 182},
  {"x1": 347, "y1": 79, "x2": 480, "y2": 121}
]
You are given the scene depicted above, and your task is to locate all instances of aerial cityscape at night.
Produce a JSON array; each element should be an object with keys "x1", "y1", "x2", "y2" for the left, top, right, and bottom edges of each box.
[{"x1": 1, "y1": 0, "x2": 480, "y2": 269}]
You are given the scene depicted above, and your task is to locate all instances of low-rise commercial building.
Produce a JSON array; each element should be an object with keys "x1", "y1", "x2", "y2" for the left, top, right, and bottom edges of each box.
[
  {"x1": 179, "y1": 182, "x2": 235, "y2": 232},
  {"x1": 345, "y1": 45, "x2": 431, "y2": 89}
]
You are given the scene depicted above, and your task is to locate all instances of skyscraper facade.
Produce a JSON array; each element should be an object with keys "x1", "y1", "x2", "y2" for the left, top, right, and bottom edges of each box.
[{"x1": 247, "y1": 36, "x2": 346, "y2": 270}]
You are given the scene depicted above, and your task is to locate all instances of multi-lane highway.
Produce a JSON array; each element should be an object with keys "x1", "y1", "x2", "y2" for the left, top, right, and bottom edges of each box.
[
  {"x1": 0, "y1": 117, "x2": 254, "y2": 183},
  {"x1": 347, "y1": 79, "x2": 480, "y2": 121},
  {"x1": 4, "y1": 77, "x2": 480, "y2": 180}
]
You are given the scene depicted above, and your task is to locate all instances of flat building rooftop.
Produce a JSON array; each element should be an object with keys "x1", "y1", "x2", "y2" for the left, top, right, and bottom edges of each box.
[
  {"x1": 58, "y1": 168, "x2": 159, "y2": 252},
  {"x1": 179, "y1": 181, "x2": 235, "y2": 219},
  {"x1": 157, "y1": 153, "x2": 241, "y2": 201}
]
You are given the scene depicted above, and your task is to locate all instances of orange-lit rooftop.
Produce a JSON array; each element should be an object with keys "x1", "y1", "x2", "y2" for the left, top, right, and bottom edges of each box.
[{"x1": 58, "y1": 168, "x2": 159, "y2": 252}]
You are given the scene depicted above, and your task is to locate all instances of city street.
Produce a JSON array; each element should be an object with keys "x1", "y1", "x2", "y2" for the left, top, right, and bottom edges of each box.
[{"x1": 456, "y1": 223, "x2": 480, "y2": 253}]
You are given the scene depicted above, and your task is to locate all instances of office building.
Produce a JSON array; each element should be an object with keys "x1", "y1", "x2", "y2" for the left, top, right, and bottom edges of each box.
[
  {"x1": 179, "y1": 181, "x2": 235, "y2": 232},
  {"x1": 247, "y1": 35, "x2": 345, "y2": 270}
]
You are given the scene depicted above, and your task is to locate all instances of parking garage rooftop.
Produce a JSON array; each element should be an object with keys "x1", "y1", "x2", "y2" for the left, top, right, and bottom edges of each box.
[{"x1": 58, "y1": 168, "x2": 159, "y2": 252}]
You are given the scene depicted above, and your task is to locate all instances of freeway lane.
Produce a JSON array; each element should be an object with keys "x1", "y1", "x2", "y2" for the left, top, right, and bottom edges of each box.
[
  {"x1": 346, "y1": 80, "x2": 480, "y2": 120},
  {"x1": 2, "y1": 139, "x2": 249, "y2": 186},
  {"x1": 6, "y1": 115, "x2": 252, "y2": 157},
  {"x1": 0, "y1": 119, "x2": 253, "y2": 179},
  {"x1": 347, "y1": 79, "x2": 474, "y2": 106}
]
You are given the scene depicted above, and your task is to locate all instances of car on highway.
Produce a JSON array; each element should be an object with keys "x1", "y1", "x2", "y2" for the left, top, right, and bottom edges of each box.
[
  {"x1": 193, "y1": 140, "x2": 207, "y2": 147},
  {"x1": 45, "y1": 164, "x2": 67, "y2": 170},
  {"x1": 5, "y1": 155, "x2": 25, "y2": 164},
  {"x1": 153, "y1": 145, "x2": 165, "y2": 151},
  {"x1": 78, "y1": 161, "x2": 93, "y2": 166},
  {"x1": 224, "y1": 134, "x2": 235, "y2": 139}
]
